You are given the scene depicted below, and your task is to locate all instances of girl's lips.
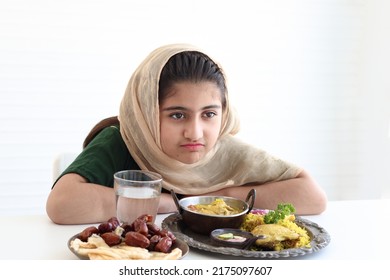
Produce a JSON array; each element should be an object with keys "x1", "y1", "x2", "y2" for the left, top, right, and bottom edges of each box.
[{"x1": 181, "y1": 143, "x2": 204, "y2": 151}]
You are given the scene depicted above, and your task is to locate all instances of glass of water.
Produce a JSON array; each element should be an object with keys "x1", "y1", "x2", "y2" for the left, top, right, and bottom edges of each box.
[{"x1": 114, "y1": 170, "x2": 162, "y2": 224}]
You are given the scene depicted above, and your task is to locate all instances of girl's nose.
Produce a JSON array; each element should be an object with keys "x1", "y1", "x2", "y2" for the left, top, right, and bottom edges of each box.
[{"x1": 184, "y1": 118, "x2": 203, "y2": 140}]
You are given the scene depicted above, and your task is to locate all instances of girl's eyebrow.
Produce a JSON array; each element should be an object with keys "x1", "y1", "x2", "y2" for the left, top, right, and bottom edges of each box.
[{"x1": 162, "y1": 104, "x2": 222, "y2": 111}]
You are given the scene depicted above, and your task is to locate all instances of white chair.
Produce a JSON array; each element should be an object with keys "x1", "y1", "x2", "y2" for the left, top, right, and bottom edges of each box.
[{"x1": 52, "y1": 153, "x2": 78, "y2": 182}]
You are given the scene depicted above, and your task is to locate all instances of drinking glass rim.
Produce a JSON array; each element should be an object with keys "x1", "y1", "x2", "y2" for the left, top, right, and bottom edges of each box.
[{"x1": 114, "y1": 170, "x2": 162, "y2": 183}]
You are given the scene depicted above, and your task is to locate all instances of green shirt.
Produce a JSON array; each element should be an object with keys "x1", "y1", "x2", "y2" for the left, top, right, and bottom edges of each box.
[{"x1": 55, "y1": 125, "x2": 140, "y2": 188}]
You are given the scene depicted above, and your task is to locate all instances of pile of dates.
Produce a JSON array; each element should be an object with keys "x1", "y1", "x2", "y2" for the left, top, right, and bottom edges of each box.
[{"x1": 77, "y1": 214, "x2": 176, "y2": 253}]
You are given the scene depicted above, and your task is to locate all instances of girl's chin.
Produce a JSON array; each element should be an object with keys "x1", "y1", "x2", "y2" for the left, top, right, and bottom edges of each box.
[{"x1": 176, "y1": 154, "x2": 204, "y2": 164}]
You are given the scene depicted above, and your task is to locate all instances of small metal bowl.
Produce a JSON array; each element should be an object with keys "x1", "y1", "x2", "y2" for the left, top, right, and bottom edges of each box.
[
  {"x1": 210, "y1": 228, "x2": 254, "y2": 248},
  {"x1": 210, "y1": 228, "x2": 265, "y2": 249},
  {"x1": 171, "y1": 189, "x2": 256, "y2": 235}
]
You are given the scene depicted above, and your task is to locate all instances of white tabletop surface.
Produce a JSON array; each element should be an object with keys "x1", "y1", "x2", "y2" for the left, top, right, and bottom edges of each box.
[{"x1": 1, "y1": 199, "x2": 389, "y2": 260}]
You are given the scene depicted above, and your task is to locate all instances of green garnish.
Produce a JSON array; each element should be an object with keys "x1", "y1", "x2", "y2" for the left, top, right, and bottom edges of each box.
[{"x1": 263, "y1": 203, "x2": 295, "y2": 224}]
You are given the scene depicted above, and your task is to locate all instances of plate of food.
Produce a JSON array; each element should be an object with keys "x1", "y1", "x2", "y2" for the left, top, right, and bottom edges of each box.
[
  {"x1": 68, "y1": 215, "x2": 188, "y2": 260},
  {"x1": 161, "y1": 203, "x2": 331, "y2": 258}
]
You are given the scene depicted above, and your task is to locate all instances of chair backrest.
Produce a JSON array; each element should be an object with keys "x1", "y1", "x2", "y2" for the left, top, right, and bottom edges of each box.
[
  {"x1": 52, "y1": 153, "x2": 78, "y2": 182},
  {"x1": 83, "y1": 116, "x2": 119, "y2": 148},
  {"x1": 52, "y1": 116, "x2": 119, "y2": 182}
]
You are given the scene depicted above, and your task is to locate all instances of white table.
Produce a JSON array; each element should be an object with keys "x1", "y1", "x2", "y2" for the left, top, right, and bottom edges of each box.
[{"x1": 0, "y1": 199, "x2": 389, "y2": 260}]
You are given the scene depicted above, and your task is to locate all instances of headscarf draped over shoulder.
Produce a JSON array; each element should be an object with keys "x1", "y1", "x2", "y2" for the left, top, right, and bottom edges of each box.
[{"x1": 118, "y1": 44, "x2": 301, "y2": 195}]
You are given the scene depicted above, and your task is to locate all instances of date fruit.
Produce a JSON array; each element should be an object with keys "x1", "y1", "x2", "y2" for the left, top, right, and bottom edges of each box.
[
  {"x1": 78, "y1": 226, "x2": 99, "y2": 242},
  {"x1": 133, "y1": 219, "x2": 148, "y2": 236},
  {"x1": 154, "y1": 236, "x2": 172, "y2": 253},
  {"x1": 98, "y1": 222, "x2": 114, "y2": 234},
  {"x1": 148, "y1": 234, "x2": 161, "y2": 251},
  {"x1": 76, "y1": 215, "x2": 177, "y2": 253},
  {"x1": 124, "y1": 231, "x2": 150, "y2": 248},
  {"x1": 147, "y1": 223, "x2": 161, "y2": 236},
  {"x1": 100, "y1": 232, "x2": 122, "y2": 246},
  {"x1": 107, "y1": 217, "x2": 120, "y2": 229},
  {"x1": 137, "y1": 214, "x2": 153, "y2": 223}
]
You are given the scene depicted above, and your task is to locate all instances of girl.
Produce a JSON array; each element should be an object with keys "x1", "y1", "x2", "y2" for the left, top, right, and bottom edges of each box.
[{"x1": 46, "y1": 44, "x2": 327, "y2": 224}]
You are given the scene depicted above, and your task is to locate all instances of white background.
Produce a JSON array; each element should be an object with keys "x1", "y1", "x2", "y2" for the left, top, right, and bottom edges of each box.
[{"x1": 1, "y1": 0, "x2": 389, "y2": 215}]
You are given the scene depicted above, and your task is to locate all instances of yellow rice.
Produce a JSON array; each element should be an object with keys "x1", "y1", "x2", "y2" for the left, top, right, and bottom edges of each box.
[
  {"x1": 277, "y1": 219, "x2": 311, "y2": 249},
  {"x1": 240, "y1": 213, "x2": 311, "y2": 250}
]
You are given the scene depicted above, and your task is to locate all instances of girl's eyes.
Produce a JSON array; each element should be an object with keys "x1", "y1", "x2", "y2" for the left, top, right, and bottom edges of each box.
[
  {"x1": 203, "y1": 111, "x2": 217, "y2": 118},
  {"x1": 168, "y1": 111, "x2": 217, "y2": 120},
  {"x1": 170, "y1": 112, "x2": 185, "y2": 120}
]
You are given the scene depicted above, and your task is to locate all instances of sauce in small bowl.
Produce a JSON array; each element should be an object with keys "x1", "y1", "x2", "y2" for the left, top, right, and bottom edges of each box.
[{"x1": 210, "y1": 228, "x2": 265, "y2": 249}]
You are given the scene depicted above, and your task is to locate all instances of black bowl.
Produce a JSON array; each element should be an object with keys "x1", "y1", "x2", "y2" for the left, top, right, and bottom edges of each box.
[{"x1": 171, "y1": 189, "x2": 256, "y2": 235}]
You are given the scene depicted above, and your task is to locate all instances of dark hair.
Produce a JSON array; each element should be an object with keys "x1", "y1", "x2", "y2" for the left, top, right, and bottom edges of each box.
[
  {"x1": 83, "y1": 116, "x2": 119, "y2": 148},
  {"x1": 158, "y1": 51, "x2": 227, "y2": 108}
]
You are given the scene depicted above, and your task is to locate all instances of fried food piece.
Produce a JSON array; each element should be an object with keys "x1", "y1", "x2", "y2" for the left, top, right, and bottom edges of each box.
[{"x1": 251, "y1": 224, "x2": 300, "y2": 250}]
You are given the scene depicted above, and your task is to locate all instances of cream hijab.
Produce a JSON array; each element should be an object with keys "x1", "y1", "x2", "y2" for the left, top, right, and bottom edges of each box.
[{"x1": 118, "y1": 44, "x2": 301, "y2": 195}]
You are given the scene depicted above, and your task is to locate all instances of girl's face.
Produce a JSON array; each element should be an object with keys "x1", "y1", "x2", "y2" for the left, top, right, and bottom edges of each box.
[{"x1": 159, "y1": 81, "x2": 223, "y2": 164}]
